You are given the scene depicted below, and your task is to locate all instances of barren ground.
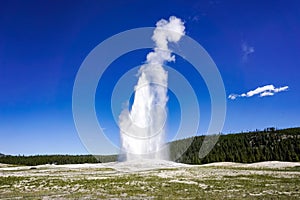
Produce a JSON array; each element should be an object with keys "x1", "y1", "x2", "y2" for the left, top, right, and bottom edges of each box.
[{"x1": 1, "y1": 160, "x2": 300, "y2": 199}]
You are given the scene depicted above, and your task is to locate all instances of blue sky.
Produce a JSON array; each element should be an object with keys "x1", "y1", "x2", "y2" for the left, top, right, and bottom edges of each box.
[{"x1": 0, "y1": 0, "x2": 299, "y2": 155}]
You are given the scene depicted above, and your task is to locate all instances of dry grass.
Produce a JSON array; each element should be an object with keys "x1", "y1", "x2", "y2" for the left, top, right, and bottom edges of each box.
[{"x1": 0, "y1": 161, "x2": 299, "y2": 199}]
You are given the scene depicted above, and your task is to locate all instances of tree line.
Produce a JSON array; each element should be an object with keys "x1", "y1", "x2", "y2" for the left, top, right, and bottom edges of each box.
[
  {"x1": 0, "y1": 154, "x2": 117, "y2": 166},
  {"x1": 0, "y1": 127, "x2": 299, "y2": 165},
  {"x1": 171, "y1": 127, "x2": 300, "y2": 164}
]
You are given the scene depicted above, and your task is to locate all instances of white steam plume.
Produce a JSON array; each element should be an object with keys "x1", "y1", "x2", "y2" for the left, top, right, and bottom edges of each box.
[{"x1": 119, "y1": 16, "x2": 185, "y2": 161}]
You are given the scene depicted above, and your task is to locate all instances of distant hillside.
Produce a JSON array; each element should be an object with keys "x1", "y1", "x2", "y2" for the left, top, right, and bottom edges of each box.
[
  {"x1": 171, "y1": 127, "x2": 300, "y2": 164},
  {"x1": 0, "y1": 127, "x2": 299, "y2": 166}
]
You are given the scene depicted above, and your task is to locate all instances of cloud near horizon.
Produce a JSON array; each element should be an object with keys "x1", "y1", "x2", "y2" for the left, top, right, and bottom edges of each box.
[{"x1": 229, "y1": 85, "x2": 289, "y2": 100}]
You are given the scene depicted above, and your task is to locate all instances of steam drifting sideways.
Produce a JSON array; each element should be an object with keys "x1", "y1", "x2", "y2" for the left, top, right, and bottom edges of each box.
[{"x1": 118, "y1": 16, "x2": 185, "y2": 161}]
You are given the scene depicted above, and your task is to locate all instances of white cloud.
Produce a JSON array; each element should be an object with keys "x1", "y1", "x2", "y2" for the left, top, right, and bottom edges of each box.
[
  {"x1": 228, "y1": 94, "x2": 238, "y2": 100},
  {"x1": 274, "y1": 86, "x2": 288, "y2": 92},
  {"x1": 245, "y1": 85, "x2": 275, "y2": 97},
  {"x1": 260, "y1": 91, "x2": 274, "y2": 97},
  {"x1": 228, "y1": 84, "x2": 289, "y2": 100},
  {"x1": 242, "y1": 41, "x2": 254, "y2": 62}
]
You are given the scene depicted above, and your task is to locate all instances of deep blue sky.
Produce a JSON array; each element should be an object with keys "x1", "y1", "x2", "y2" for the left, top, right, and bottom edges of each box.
[{"x1": 1, "y1": 0, "x2": 299, "y2": 155}]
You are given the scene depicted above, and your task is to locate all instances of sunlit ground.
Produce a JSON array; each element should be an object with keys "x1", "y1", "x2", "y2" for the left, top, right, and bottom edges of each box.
[{"x1": 1, "y1": 161, "x2": 300, "y2": 199}]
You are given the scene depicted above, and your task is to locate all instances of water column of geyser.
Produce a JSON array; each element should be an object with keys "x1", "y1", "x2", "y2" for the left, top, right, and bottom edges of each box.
[{"x1": 119, "y1": 16, "x2": 185, "y2": 161}]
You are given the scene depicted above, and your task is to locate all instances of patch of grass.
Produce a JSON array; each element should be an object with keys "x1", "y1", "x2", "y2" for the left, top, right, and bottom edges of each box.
[
  {"x1": 218, "y1": 166, "x2": 300, "y2": 172},
  {"x1": 289, "y1": 166, "x2": 300, "y2": 171},
  {"x1": 0, "y1": 176, "x2": 25, "y2": 186},
  {"x1": 99, "y1": 167, "x2": 115, "y2": 171},
  {"x1": 1, "y1": 166, "x2": 300, "y2": 199}
]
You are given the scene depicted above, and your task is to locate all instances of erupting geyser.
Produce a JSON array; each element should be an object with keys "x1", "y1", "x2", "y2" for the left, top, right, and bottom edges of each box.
[{"x1": 119, "y1": 16, "x2": 185, "y2": 161}]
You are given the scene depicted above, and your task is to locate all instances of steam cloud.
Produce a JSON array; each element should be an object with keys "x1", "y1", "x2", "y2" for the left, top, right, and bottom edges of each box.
[
  {"x1": 228, "y1": 84, "x2": 289, "y2": 100},
  {"x1": 119, "y1": 16, "x2": 185, "y2": 161}
]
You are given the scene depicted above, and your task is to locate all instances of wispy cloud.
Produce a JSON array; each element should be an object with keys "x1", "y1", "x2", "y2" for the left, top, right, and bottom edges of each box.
[
  {"x1": 191, "y1": 15, "x2": 200, "y2": 22},
  {"x1": 188, "y1": 14, "x2": 205, "y2": 22},
  {"x1": 228, "y1": 85, "x2": 289, "y2": 100},
  {"x1": 242, "y1": 41, "x2": 254, "y2": 62}
]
